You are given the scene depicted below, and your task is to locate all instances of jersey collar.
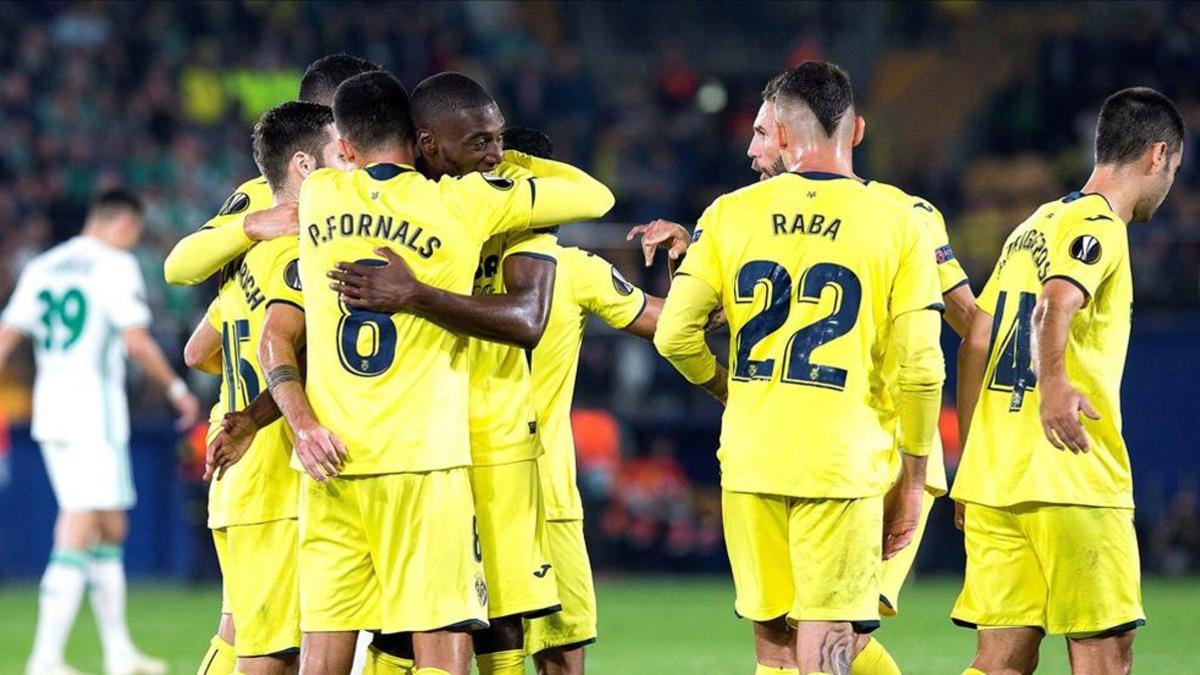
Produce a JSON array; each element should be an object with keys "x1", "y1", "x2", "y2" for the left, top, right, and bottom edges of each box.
[
  {"x1": 365, "y1": 163, "x2": 415, "y2": 181},
  {"x1": 791, "y1": 170, "x2": 856, "y2": 182},
  {"x1": 1062, "y1": 190, "x2": 1115, "y2": 212}
]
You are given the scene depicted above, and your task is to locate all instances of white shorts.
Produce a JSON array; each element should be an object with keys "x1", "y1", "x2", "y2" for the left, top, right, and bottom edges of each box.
[{"x1": 39, "y1": 440, "x2": 136, "y2": 511}]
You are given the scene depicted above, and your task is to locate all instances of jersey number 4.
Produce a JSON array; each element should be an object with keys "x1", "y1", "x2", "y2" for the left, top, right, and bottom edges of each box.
[
  {"x1": 733, "y1": 261, "x2": 861, "y2": 390},
  {"x1": 986, "y1": 290, "x2": 1037, "y2": 411},
  {"x1": 36, "y1": 287, "x2": 87, "y2": 350},
  {"x1": 336, "y1": 259, "x2": 398, "y2": 377}
]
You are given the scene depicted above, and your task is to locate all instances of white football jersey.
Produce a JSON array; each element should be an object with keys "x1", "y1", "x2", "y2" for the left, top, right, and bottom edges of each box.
[{"x1": 1, "y1": 236, "x2": 151, "y2": 444}]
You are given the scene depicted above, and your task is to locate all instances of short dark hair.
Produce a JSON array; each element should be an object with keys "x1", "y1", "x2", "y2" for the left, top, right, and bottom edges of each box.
[
  {"x1": 333, "y1": 71, "x2": 414, "y2": 152},
  {"x1": 762, "y1": 72, "x2": 785, "y2": 102},
  {"x1": 502, "y1": 127, "x2": 554, "y2": 159},
  {"x1": 410, "y1": 72, "x2": 497, "y2": 129},
  {"x1": 299, "y1": 53, "x2": 382, "y2": 105},
  {"x1": 89, "y1": 188, "x2": 143, "y2": 221},
  {"x1": 252, "y1": 101, "x2": 335, "y2": 192},
  {"x1": 772, "y1": 61, "x2": 854, "y2": 137},
  {"x1": 1095, "y1": 87, "x2": 1185, "y2": 165}
]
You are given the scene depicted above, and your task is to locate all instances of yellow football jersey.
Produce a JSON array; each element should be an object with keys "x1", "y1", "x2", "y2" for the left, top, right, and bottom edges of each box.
[
  {"x1": 675, "y1": 171, "x2": 943, "y2": 499},
  {"x1": 297, "y1": 162, "x2": 541, "y2": 475},
  {"x1": 952, "y1": 192, "x2": 1133, "y2": 509},
  {"x1": 165, "y1": 176, "x2": 272, "y2": 285},
  {"x1": 205, "y1": 233, "x2": 303, "y2": 528},
  {"x1": 528, "y1": 245, "x2": 647, "y2": 520},
  {"x1": 864, "y1": 181, "x2": 968, "y2": 495},
  {"x1": 467, "y1": 230, "x2": 558, "y2": 466}
]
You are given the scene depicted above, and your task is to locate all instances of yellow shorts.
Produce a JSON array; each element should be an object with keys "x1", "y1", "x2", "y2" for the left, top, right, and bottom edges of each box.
[
  {"x1": 470, "y1": 459, "x2": 560, "y2": 619},
  {"x1": 877, "y1": 489, "x2": 936, "y2": 616},
  {"x1": 212, "y1": 518, "x2": 300, "y2": 657},
  {"x1": 525, "y1": 519, "x2": 598, "y2": 654},
  {"x1": 721, "y1": 490, "x2": 881, "y2": 629},
  {"x1": 298, "y1": 469, "x2": 488, "y2": 633},
  {"x1": 953, "y1": 502, "x2": 1145, "y2": 636}
]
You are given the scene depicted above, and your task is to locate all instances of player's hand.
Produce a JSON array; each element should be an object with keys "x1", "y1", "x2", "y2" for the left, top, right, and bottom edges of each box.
[
  {"x1": 882, "y1": 478, "x2": 923, "y2": 560},
  {"x1": 293, "y1": 423, "x2": 348, "y2": 483},
  {"x1": 171, "y1": 391, "x2": 201, "y2": 431},
  {"x1": 700, "y1": 365, "x2": 729, "y2": 406},
  {"x1": 1038, "y1": 375, "x2": 1100, "y2": 454},
  {"x1": 243, "y1": 201, "x2": 300, "y2": 241},
  {"x1": 204, "y1": 411, "x2": 259, "y2": 482},
  {"x1": 626, "y1": 219, "x2": 691, "y2": 267},
  {"x1": 328, "y1": 247, "x2": 421, "y2": 313},
  {"x1": 954, "y1": 500, "x2": 966, "y2": 531}
]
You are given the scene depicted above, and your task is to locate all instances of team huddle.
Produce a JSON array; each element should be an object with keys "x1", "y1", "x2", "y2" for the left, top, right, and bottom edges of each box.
[{"x1": 3, "y1": 50, "x2": 1183, "y2": 675}]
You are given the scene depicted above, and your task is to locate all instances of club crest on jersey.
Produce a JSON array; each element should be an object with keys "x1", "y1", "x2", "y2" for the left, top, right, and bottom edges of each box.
[
  {"x1": 284, "y1": 259, "x2": 302, "y2": 291},
  {"x1": 218, "y1": 191, "x2": 251, "y2": 216},
  {"x1": 475, "y1": 573, "x2": 489, "y2": 608},
  {"x1": 611, "y1": 267, "x2": 634, "y2": 295},
  {"x1": 1069, "y1": 235, "x2": 1102, "y2": 265}
]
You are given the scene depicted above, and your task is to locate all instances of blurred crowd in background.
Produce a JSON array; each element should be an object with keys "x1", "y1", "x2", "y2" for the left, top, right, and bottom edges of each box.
[{"x1": 0, "y1": 1, "x2": 1198, "y2": 578}]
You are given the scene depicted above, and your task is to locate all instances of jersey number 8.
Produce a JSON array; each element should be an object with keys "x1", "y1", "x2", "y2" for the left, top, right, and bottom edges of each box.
[{"x1": 336, "y1": 259, "x2": 398, "y2": 377}]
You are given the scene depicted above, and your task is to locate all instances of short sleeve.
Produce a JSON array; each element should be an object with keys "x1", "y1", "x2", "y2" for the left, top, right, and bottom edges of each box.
[
  {"x1": 571, "y1": 249, "x2": 648, "y2": 329},
  {"x1": 924, "y1": 207, "x2": 970, "y2": 294},
  {"x1": 673, "y1": 201, "x2": 723, "y2": 295},
  {"x1": 1044, "y1": 212, "x2": 1124, "y2": 301},
  {"x1": 204, "y1": 297, "x2": 221, "y2": 330},
  {"x1": 443, "y1": 172, "x2": 536, "y2": 241},
  {"x1": 262, "y1": 239, "x2": 304, "y2": 311},
  {"x1": 1, "y1": 263, "x2": 43, "y2": 334},
  {"x1": 974, "y1": 260, "x2": 1003, "y2": 317},
  {"x1": 107, "y1": 255, "x2": 152, "y2": 329},
  {"x1": 502, "y1": 230, "x2": 558, "y2": 265},
  {"x1": 890, "y1": 212, "x2": 945, "y2": 317},
  {"x1": 201, "y1": 177, "x2": 271, "y2": 232}
]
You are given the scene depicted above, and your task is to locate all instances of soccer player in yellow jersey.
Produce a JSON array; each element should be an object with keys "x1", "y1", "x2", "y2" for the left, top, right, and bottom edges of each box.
[
  {"x1": 164, "y1": 54, "x2": 381, "y2": 288},
  {"x1": 653, "y1": 65, "x2": 946, "y2": 675},
  {"x1": 952, "y1": 89, "x2": 1184, "y2": 675},
  {"x1": 325, "y1": 73, "x2": 561, "y2": 675},
  {"x1": 257, "y1": 71, "x2": 611, "y2": 675},
  {"x1": 633, "y1": 61, "x2": 975, "y2": 675},
  {"x1": 333, "y1": 126, "x2": 662, "y2": 675},
  {"x1": 181, "y1": 101, "x2": 351, "y2": 675}
]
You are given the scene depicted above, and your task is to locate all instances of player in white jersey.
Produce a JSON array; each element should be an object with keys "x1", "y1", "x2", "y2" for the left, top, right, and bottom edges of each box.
[{"x1": 0, "y1": 190, "x2": 200, "y2": 675}]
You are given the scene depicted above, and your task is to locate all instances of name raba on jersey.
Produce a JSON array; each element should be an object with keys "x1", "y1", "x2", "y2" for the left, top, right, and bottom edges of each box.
[
  {"x1": 306, "y1": 212, "x2": 442, "y2": 259},
  {"x1": 771, "y1": 212, "x2": 842, "y2": 241}
]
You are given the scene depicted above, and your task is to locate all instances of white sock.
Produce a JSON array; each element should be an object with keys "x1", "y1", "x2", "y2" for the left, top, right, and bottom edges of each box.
[
  {"x1": 29, "y1": 550, "x2": 89, "y2": 669},
  {"x1": 88, "y1": 544, "x2": 139, "y2": 666}
]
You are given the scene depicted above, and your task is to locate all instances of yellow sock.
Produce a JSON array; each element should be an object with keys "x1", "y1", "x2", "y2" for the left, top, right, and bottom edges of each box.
[
  {"x1": 754, "y1": 665, "x2": 800, "y2": 674},
  {"x1": 197, "y1": 635, "x2": 237, "y2": 675},
  {"x1": 476, "y1": 648, "x2": 526, "y2": 675},
  {"x1": 963, "y1": 669, "x2": 988, "y2": 675},
  {"x1": 850, "y1": 637, "x2": 901, "y2": 675},
  {"x1": 364, "y1": 644, "x2": 415, "y2": 674}
]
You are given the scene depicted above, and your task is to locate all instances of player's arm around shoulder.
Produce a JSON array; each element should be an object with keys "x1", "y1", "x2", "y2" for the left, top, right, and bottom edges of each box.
[
  {"x1": 500, "y1": 149, "x2": 615, "y2": 228},
  {"x1": 163, "y1": 177, "x2": 288, "y2": 285}
]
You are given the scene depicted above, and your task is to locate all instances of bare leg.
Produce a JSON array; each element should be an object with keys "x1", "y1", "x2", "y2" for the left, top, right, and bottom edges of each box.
[
  {"x1": 412, "y1": 628, "x2": 474, "y2": 675},
  {"x1": 300, "y1": 631, "x2": 358, "y2": 675},
  {"x1": 969, "y1": 627, "x2": 1043, "y2": 675},
  {"x1": 795, "y1": 621, "x2": 855, "y2": 675},
  {"x1": 755, "y1": 616, "x2": 798, "y2": 670},
  {"x1": 1066, "y1": 629, "x2": 1135, "y2": 675},
  {"x1": 533, "y1": 644, "x2": 585, "y2": 675}
]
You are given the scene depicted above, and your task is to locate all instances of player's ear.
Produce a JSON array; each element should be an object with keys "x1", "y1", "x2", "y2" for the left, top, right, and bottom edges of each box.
[
  {"x1": 1148, "y1": 140, "x2": 1168, "y2": 174},
  {"x1": 294, "y1": 151, "x2": 316, "y2": 179},
  {"x1": 852, "y1": 115, "x2": 866, "y2": 148},
  {"x1": 338, "y1": 137, "x2": 356, "y2": 165},
  {"x1": 774, "y1": 119, "x2": 789, "y2": 155},
  {"x1": 416, "y1": 129, "x2": 437, "y2": 160}
]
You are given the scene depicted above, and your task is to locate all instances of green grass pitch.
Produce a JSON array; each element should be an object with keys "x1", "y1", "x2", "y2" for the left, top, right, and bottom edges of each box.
[{"x1": 1, "y1": 576, "x2": 1196, "y2": 673}]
